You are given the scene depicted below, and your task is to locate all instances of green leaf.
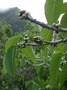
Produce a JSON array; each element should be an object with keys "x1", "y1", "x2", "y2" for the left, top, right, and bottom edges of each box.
[
  {"x1": 5, "y1": 46, "x2": 16, "y2": 76},
  {"x1": 60, "y1": 13, "x2": 67, "y2": 38},
  {"x1": 26, "y1": 80, "x2": 40, "y2": 90},
  {"x1": 34, "y1": 78, "x2": 47, "y2": 89},
  {"x1": 61, "y1": 13, "x2": 67, "y2": 28},
  {"x1": 59, "y1": 65, "x2": 67, "y2": 86},
  {"x1": 5, "y1": 35, "x2": 20, "y2": 52},
  {"x1": 21, "y1": 46, "x2": 36, "y2": 63},
  {"x1": 45, "y1": 0, "x2": 63, "y2": 24},
  {"x1": 55, "y1": 43, "x2": 67, "y2": 53},
  {"x1": 41, "y1": 28, "x2": 53, "y2": 61},
  {"x1": 50, "y1": 53, "x2": 62, "y2": 88},
  {"x1": 61, "y1": 2, "x2": 67, "y2": 14},
  {"x1": 20, "y1": 59, "x2": 25, "y2": 67},
  {"x1": 3, "y1": 57, "x2": 7, "y2": 74},
  {"x1": 41, "y1": 28, "x2": 53, "y2": 41}
]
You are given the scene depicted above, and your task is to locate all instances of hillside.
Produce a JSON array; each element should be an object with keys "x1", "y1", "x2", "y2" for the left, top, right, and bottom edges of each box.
[{"x1": 0, "y1": 7, "x2": 26, "y2": 33}]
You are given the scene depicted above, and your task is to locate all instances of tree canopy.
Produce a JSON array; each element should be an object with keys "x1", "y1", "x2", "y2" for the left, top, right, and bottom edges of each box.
[{"x1": 1, "y1": 0, "x2": 67, "y2": 90}]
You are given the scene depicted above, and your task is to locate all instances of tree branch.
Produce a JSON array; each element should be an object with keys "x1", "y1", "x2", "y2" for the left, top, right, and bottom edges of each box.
[
  {"x1": 26, "y1": 17, "x2": 67, "y2": 32},
  {"x1": 17, "y1": 37, "x2": 67, "y2": 48},
  {"x1": 18, "y1": 11, "x2": 67, "y2": 47},
  {"x1": 19, "y1": 10, "x2": 67, "y2": 32}
]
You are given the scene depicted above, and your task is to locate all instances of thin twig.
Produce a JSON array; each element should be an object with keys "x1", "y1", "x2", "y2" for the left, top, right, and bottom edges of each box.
[
  {"x1": 52, "y1": 31, "x2": 57, "y2": 42},
  {"x1": 26, "y1": 60, "x2": 49, "y2": 67}
]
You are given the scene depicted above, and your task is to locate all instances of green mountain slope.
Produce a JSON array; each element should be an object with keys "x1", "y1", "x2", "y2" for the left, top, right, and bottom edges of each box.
[{"x1": 0, "y1": 7, "x2": 26, "y2": 33}]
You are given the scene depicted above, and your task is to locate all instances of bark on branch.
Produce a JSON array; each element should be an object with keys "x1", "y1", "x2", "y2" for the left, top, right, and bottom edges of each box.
[
  {"x1": 26, "y1": 17, "x2": 67, "y2": 32},
  {"x1": 17, "y1": 37, "x2": 67, "y2": 48},
  {"x1": 19, "y1": 10, "x2": 67, "y2": 32}
]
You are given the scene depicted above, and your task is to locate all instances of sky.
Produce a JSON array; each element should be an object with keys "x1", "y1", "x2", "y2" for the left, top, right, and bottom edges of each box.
[{"x1": 0, "y1": 0, "x2": 67, "y2": 23}]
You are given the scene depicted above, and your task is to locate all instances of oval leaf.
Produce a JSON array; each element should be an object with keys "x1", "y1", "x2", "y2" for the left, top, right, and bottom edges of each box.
[
  {"x1": 5, "y1": 46, "x2": 16, "y2": 76},
  {"x1": 41, "y1": 28, "x2": 53, "y2": 41},
  {"x1": 21, "y1": 46, "x2": 36, "y2": 63},
  {"x1": 45, "y1": 0, "x2": 63, "y2": 24},
  {"x1": 50, "y1": 53, "x2": 62, "y2": 88},
  {"x1": 5, "y1": 35, "x2": 20, "y2": 52}
]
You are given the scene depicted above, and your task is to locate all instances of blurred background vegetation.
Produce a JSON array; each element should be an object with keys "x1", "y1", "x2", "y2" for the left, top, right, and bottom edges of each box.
[{"x1": 0, "y1": 7, "x2": 26, "y2": 34}]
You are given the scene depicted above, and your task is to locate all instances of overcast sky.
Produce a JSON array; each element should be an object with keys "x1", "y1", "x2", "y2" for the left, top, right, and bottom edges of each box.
[{"x1": 0, "y1": 0, "x2": 67, "y2": 23}]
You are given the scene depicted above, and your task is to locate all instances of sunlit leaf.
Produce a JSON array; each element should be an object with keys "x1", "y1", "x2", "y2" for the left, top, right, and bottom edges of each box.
[
  {"x1": 57, "y1": 43, "x2": 67, "y2": 52},
  {"x1": 50, "y1": 53, "x2": 62, "y2": 88},
  {"x1": 41, "y1": 28, "x2": 53, "y2": 41},
  {"x1": 5, "y1": 35, "x2": 20, "y2": 52},
  {"x1": 21, "y1": 46, "x2": 36, "y2": 63},
  {"x1": 45, "y1": 0, "x2": 63, "y2": 24}
]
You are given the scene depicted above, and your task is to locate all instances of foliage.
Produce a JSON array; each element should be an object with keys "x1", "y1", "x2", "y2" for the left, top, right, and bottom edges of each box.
[
  {"x1": 0, "y1": 19, "x2": 13, "y2": 89},
  {"x1": 2, "y1": 0, "x2": 67, "y2": 90}
]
